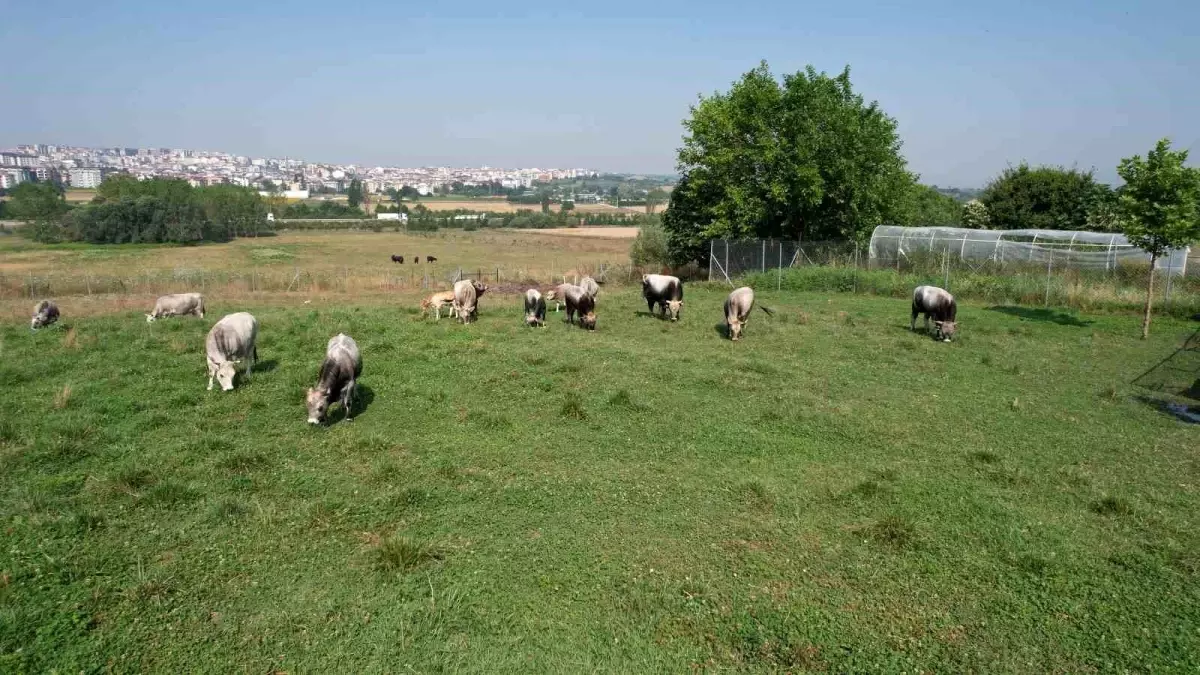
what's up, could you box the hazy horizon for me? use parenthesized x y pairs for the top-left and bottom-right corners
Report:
(2, 1), (1197, 186)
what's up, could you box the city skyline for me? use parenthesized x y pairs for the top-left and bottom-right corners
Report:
(2, 1), (1198, 185)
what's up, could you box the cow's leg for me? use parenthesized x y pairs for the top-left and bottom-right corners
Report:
(343, 381), (355, 421)
(911, 303), (919, 331)
(247, 346), (257, 374)
(647, 298), (654, 314)
(923, 313), (930, 333)
(206, 361), (216, 391)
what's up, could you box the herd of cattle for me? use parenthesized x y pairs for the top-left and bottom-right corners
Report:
(390, 254), (438, 265)
(25, 278), (958, 424)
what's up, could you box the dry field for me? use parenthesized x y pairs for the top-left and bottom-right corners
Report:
(0, 230), (636, 321)
(511, 227), (640, 239)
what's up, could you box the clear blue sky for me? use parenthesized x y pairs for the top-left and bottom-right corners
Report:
(2, 0), (1197, 186)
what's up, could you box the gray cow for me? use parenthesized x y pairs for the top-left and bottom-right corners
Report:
(911, 285), (958, 341)
(146, 293), (205, 323)
(642, 274), (683, 321)
(524, 288), (547, 327)
(205, 312), (259, 391)
(306, 333), (362, 424)
(725, 287), (755, 341)
(30, 300), (60, 330)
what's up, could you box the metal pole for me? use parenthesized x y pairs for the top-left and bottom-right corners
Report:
(854, 243), (859, 294)
(777, 241), (782, 291)
(724, 240), (729, 281)
(1045, 250), (1053, 306)
(1165, 253), (1174, 307)
(943, 248), (949, 291)
(709, 240), (714, 282)
(761, 239), (766, 273)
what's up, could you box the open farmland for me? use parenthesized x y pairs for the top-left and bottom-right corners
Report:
(1, 232), (1199, 672)
(0, 230), (634, 320)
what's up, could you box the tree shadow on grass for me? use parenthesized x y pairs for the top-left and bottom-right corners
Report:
(986, 306), (1094, 327)
(1134, 395), (1200, 424)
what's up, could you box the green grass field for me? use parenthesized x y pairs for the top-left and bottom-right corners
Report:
(2, 286), (1198, 672)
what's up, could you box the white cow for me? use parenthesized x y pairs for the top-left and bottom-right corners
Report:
(642, 274), (683, 321)
(147, 293), (205, 322)
(205, 312), (259, 391)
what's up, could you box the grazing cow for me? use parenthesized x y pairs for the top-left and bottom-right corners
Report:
(392, 255), (404, 264)
(30, 300), (60, 330)
(306, 333), (362, 425)
(724, 287), (756, 341)
(562, 284), (597, 331)
(911, 285), (958, 341)
(642, 274), (683, 321)
(580, 276), (600, 300)
(523, 288), (547, 327)
(453, 279), (478, 323)
(205, 312), (259, 391)
(426, 255), (437, 263)
(146, 293), (205, 323)
(420, 290), (458, 320)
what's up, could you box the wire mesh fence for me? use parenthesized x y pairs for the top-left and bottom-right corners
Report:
(708, 236), (1200, 317)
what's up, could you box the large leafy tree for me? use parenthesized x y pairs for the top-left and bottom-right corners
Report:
(1117, 138), (1200, 338)
(979, 163), (1106, 230)
(908, 185), (963, 226)
(346, 179), (364, 208)
(663, 62), (915, 264)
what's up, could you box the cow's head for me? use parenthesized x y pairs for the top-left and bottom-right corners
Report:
(581, 311), (597, 331)
(145, 313), (157, 323)
(306, 387), (328, 424)
(728, 318), (744, 341)
(459, 305), (476, 323)
(934, 321), (958, 342)
(525, 312), (541, 327)
(30, 312), (50, 329)
(665, 300), (683, 321)
(215, 361), (239, 391)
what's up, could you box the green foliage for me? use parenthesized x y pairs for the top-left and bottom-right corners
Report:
(906, 185), (962, 226)
(664, 62), (915, 264)
(979, 163), (1106, 230)
(7, 181), (70, 222)
(20, 177), (271, 244)
(346, 179), (364, 208)
(1117, 138), (1200, 337)
(1117, 139), (1200, 258)
(629, 218), (670, 268)
(560, 201), (574, 212)
(280, 201), (365, 219)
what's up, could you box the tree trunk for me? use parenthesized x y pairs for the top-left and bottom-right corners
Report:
(1141, 254), (1156, 339)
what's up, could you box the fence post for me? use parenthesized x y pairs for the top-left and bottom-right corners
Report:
(1045, 251), (1053, 307)
(942, 249), (949, 292)
(709, 240), (715, 282)
(777, 241), (782, 291)
(761, 240), (766, 273)
(1164, 255), (1174, 308)
(725, 240), (730, 281)
(854, 243), (860, 294)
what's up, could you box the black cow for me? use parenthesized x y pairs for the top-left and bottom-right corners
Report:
(427, 255), (438, 263)
(391, 255), (404, 264)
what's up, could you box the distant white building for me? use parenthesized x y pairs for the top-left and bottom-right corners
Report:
(69, 167), (104, 188)
(377, 212), (407, 222)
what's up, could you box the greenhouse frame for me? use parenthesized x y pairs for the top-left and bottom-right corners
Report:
(867, 226), (1190, 276)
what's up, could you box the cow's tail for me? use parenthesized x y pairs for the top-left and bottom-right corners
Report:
(758, 305), (775, 317)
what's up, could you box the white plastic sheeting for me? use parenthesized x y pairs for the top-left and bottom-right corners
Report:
(868, 226), (1190, 276)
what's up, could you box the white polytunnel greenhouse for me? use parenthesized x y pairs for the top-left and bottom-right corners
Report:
(867, 226), (1190, 276)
